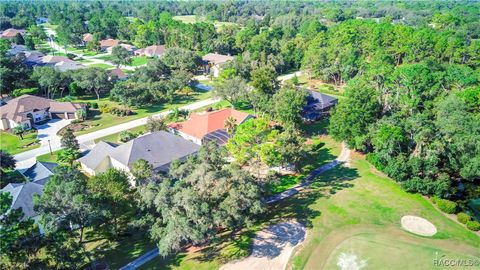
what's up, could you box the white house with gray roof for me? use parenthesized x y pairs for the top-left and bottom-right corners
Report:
(78, 131), (200, 185)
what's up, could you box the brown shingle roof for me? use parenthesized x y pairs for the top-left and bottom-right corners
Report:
(137, 45), (166, 57)
(0, 95), (84, 123)
(83, 33), (93, 42)
(100, 39), (120, 48)
(1, 28), (26, 39)
(202, 53), (234, 65)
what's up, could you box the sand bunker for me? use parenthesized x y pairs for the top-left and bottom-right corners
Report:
(401, 215), (437, 236)
(337, 252), (367, 270)
(220, 220), (306, 270)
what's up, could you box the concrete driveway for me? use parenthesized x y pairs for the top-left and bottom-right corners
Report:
(35, 119), (71, 147)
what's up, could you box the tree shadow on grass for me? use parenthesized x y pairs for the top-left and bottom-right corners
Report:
(310, 164), (359, 195)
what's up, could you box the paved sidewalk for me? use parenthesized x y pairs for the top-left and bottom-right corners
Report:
(119, 248), (159, 270)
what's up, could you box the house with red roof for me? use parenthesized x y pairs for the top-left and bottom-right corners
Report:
(168, 108), (253, 145)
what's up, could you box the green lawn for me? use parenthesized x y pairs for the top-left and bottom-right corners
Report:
(286, 154), (480, 269)
(173, 15), (238, 29)
(68, 90), (212, 136)
(76, 58), (93, 64)
(129, 56), (150, 66)
(0, 130), (40, 155)
(88, 63), (115, 69)
(95, 55), (114, 61)
(94, 125), (146, 144)
(36, 150), (61, 163)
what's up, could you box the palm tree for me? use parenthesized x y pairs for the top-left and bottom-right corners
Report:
(224, 116), (237, 135)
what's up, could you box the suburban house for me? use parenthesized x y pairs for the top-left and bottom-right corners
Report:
(108, 68), (128, 81)
(134, 45), (165, 57)
(36, 17), (49, 24)
(169, 108), (253, 145)
(0, 28), (26, 39)
(40, 55), (85, 71)
(99, 38), (120, 51)
(22, 51), (45, 66)
(302, 90), (338, 121)
(6, 44), (27, 56)
(21, 161), (58, 185)
(78, 131), (200, 184)
(0, 95), (85, 130)
(106, 43), (136, 55)
(82, 33), (93, 45)
(1, 161), (57, 232)
(202, 53), (234, 77)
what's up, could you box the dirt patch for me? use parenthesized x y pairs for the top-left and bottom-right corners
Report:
(220, 220), (306, 270)
(337, 252), (368, 270)
(401, 215), (437, 236)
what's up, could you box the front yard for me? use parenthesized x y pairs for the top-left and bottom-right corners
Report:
(65, 90), (212, 136)
(0, 130), (40, 155)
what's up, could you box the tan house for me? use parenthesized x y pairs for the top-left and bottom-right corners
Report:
(82, 33), (93, 43)
(99, 39), (120, 51)
(202, 53), (234, 77)
(78, 131), (200, 185)
(0, 28), (26, 39)
(134, 45), (166, 57)
(106, 43), (136, 55)
(169, 108), (253, 145)
(0, 95), (85, 130)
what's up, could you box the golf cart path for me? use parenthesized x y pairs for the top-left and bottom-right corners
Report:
(220, 221), (306, 270)
(120, 143), (350, 269)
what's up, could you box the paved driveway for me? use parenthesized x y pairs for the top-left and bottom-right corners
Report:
(35, 119), (71, 147)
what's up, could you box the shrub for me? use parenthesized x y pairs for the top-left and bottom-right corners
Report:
(109, 107), (134, 117)
(91, 102), (99, 109)
(457, 212), (471, 224)
(66, 53), (77, 60)
(119, 130), (137, 143)
(12, 88), (38, 97)
(99, 104), (110, 113)
(465, 221), (480, 231)
(71, 119), (83, 124)
(433, 197), (457, 214)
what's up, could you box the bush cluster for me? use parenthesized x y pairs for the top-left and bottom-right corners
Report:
(456, 212), (471, 224)
(432, 197), (457, 214)
(465, 221), (480, 231)
(110, 107), (134, 117)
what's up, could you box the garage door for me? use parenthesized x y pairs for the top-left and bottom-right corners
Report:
(51, 113), (66, 119)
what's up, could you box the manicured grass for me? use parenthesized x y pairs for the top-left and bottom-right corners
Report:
(69, 90), (212, 135)
(36, 150), (61, 163)
(88, 63), (115, 69)
(284, 153), (480, 269)
(95, 55), (114, 61)
(0, 130), (40, 155)
(173, 15), (238, 29)
(128, 56), (150, 66)
(94, 125), (146, 144)
(76, 58), (93, 64)
(266, 135), (342, 194)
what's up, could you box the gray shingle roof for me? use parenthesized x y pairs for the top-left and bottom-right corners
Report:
(21, 161), (57, 185)
(1, 182), (43, 219)
(79, 131), (200, 171)
(307, 91), (338, 111)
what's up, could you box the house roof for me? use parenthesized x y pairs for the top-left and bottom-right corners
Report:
(54, 61), (86, 72)
(1, 28), (25, 38)
(0, 95), (84, 122)
(21, 161), (58, 185)
(169, 108), (252, 140)
(100, 39), (120, 48)
(83, 33), (93, 42)
(1, 182), (44, 219)
(106, 43), (136, 53)
(79, 131), (200, 171)
(41, 55), (74, 64)
(202, 53), (234, 65)
(109, 68), (128, 80)
(306, 91), (338, 111)
(7, 44), (27, 56)
(23, 51), (45, 64)
(137, 45), (165, 57)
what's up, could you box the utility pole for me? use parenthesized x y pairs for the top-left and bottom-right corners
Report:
(48, 139), (53, 155)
